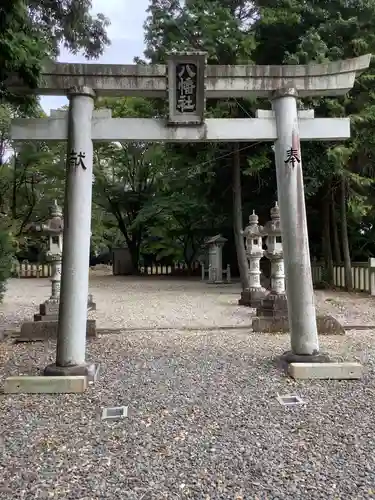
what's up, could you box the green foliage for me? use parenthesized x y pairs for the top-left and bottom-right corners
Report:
(0, 224), (14, 303)
(3, 0), (375, 282)
(1, 1), (110, 108)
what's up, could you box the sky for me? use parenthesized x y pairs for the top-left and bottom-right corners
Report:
(40, 0), (149, 114)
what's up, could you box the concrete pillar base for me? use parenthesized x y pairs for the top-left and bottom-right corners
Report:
(280, 351), (331, 364)
(44, 362), (96, 379)
(238, 288), (269, 308)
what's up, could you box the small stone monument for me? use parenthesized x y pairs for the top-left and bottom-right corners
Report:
(252, 202), (288, 330)
(239, 210), (269, 307)
(204, 234), (229, 283)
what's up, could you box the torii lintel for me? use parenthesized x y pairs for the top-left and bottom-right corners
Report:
(6, 54), (371, 98)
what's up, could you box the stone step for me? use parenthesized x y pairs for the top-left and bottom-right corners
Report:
(17, 319), (96, 342)
(3, 375), (88, 394)
(288, 362), (363, 380)
(252, 315), (345, 335)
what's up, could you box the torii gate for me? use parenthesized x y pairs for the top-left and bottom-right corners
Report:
(10, 52), (371, 378)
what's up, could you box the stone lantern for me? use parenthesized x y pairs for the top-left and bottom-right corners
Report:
(30, 200), (95, 322)
(264, 202), (285, 295)
(238, 210), (268, 307)
(31, 200), (63, 320)
(253, 202), (288, 324)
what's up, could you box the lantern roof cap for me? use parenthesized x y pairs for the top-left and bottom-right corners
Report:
(205, 234), (227, 245)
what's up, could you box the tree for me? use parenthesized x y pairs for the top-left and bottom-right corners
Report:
(140, 0), (375, 287)
(135, 146), (223, 270)
(143, 0), (259, 285)
(0, 215), (15, 304)
(92, 97), (171, 270)
(1, 0), (110, 107)
(252, 0), (375, 288)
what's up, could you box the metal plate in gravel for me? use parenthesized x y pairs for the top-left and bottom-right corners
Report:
(101, 406), (128, 421)
(277, 394), (305, 406)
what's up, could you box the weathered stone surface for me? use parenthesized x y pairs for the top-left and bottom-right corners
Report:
(87, 294), (96, 311)
(316, 315), (345, 335)
(7, 55), (371, 98)
(288, 362), (363, 380)
(18, 319), (96, 341)
(3, 375), (87, 394)
(252, 315), (288, 333)
(38, 296), (96, 318)
(256, 292), (288, 318)
(238, 289), (267, 308)
(39, 301), (59, 316)
(34, 313), (59, 322)
(252, 314), (344, 334)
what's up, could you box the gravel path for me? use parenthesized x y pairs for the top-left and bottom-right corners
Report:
(2, 272), (375, 333)
(0, 274), (250, 333)
(1, 330), (375, 499)
(1, 274), (375, 498)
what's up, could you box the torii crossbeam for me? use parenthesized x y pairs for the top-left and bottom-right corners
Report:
(9, 53), (371, 378)
(11, 109), (350, 142)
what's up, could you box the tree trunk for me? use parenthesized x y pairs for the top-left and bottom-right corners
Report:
(340, 176), (353, 290)
(331, 189), (342, 264)
(233, 143), (250, 291)
(127, 240), (140, 274)
(322, 185), (333, 284)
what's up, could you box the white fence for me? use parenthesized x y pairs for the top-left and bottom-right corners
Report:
(12, 262), (53, 278)
(13, 258), (375, 296)
(311, 258), (375, 295)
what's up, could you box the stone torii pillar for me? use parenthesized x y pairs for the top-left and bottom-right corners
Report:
(44, 87), (96, 378)
(271, 91), (319, 360)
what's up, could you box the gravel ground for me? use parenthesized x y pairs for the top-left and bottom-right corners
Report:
(2, 271), (375, 333)
(1, 273), (375, 499)
(0, 274), (251, 333)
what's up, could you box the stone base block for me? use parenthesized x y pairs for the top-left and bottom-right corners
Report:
(44, 362), (96, 380)
(34, 313), (59, 322)
(288, 362), (363, 380)
(88, 301), (96, 311)
(18, 319), (96, 342)
(39, 296), (96, 317)
(238, 288), (268, 308)
(256, 293), (288, 318)
(39, 302), (59, 316)
(252, 315), (288, 333)
(88, 294), (96, 311)
(252, 315), (345, 335)
(3, 375), (87, 394)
